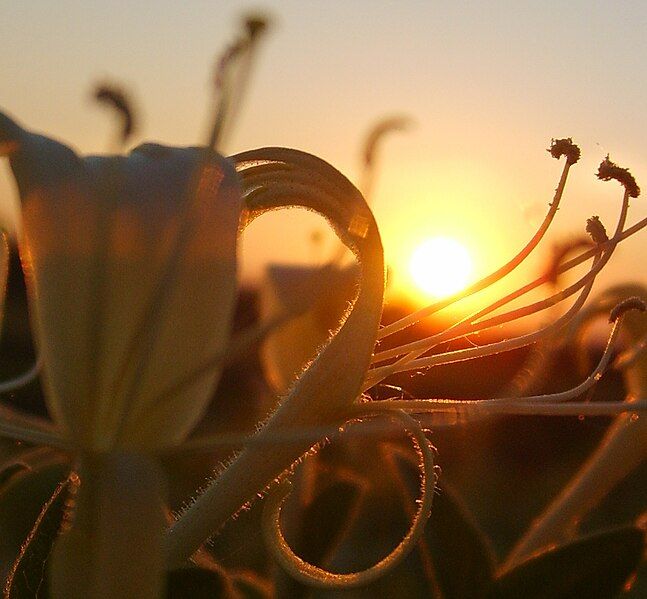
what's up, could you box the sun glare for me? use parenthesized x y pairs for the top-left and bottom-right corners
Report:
(409, 236), (473, 299)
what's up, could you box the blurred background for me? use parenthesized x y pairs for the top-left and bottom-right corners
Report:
(0, 2), (646, 596)
(1, 0), (646, 309)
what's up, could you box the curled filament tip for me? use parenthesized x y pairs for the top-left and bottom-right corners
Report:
(363, 116), (412, 168)
(262, 411), (435, 589)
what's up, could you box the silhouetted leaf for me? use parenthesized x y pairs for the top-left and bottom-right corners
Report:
(490, 526), (645, 599)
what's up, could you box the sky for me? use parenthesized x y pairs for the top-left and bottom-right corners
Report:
(1, 1), (646, 308)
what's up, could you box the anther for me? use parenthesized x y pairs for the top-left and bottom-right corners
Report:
(597, 156), (640, 198)
(548, 138), (581, 165)
(586, 215), (609, 244)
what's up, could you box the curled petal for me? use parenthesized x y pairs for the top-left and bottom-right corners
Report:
(262, 411), (435, 589)
(166, 148), (385, 565)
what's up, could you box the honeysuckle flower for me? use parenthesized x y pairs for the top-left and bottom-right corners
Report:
(0, 112), (241, 451)
(1, 79), (646, 597)
(0, 110), (242, 597)
(165, 140), (647, 589)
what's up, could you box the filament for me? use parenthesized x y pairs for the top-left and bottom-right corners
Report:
(377, 152), (575, 340)
(366, 255), (599, 388)
(367, 183), (632, 385)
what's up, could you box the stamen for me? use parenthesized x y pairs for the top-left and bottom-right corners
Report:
(361, 116), (411, 199)
(370, 162), (635, 375)
(372, 238), (603, 365)
(366, 261), (598, 387)
(550, 215), (647, 281)
(356, 398), (646, 426)
(364, 311), (623, 420)
(548, 138), (581, 165)
(243, 14), (269, 42)
(208, 14), (270, 152)
(378, 138), (579, 340)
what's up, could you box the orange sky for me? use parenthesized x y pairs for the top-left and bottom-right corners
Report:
(1, 1), (645, 310)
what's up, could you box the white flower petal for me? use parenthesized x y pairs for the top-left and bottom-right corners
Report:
(1, 113), (242, 449)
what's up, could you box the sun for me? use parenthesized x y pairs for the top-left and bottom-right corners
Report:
(409, 236), (473, 298)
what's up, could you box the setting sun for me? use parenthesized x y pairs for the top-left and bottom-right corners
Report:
(409, 236), (474, 298)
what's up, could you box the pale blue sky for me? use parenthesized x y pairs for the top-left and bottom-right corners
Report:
(1, 1), (645, 299)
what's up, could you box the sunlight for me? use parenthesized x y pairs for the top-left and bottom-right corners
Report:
(409, 236), (473, 298)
